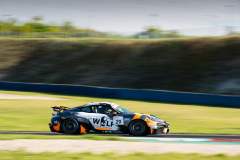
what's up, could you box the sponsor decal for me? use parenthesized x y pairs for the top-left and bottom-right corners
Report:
(124, 118), (130, 121)
(77, 113), (123, 131)
(92, 116), (114, 129)
(89, 130), (95, 133)
(78, 118), (84, 122)
(53, 120), (59, 124)
(89, 115), (124, 130)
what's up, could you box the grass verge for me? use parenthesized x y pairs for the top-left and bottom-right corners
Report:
(0, 134), (125, 141)
(0, 90), (240, 134)
(0, 151), (239, 160)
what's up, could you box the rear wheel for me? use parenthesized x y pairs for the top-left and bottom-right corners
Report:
(129, 120), (148, 136)
(62, 119), (79, 134)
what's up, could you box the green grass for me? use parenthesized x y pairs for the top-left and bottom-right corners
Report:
(0, 134), (124, 141)
(0, 151), (239, 160)
(0, 90), (240, 134)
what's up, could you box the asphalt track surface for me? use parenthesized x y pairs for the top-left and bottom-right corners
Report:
(1, 131), (240, 139)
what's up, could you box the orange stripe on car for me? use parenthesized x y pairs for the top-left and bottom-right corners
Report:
(80, 125), (87, 134)
(77, 104), (86, 107)
(132, 114), (142, 120)
(144, 117), (152, 127)
(151, 129), (154, 134)
(53, 123), (61, 132)
(95, 127), (114, 131)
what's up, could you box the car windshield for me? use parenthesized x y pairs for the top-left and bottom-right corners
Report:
(115, 106), (132, 114)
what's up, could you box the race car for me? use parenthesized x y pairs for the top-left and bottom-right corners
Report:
(49, 102), (169, 136)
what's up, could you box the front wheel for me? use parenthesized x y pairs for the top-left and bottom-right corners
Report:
(61, 119), (79, 134)
(129, 120), (148, 136)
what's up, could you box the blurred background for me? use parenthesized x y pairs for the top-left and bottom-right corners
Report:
(0, 0), (240, 38)
(1, 0), (240, 159)
(0, 0), (240, 95)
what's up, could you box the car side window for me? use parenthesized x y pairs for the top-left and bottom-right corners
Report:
(91, 106), (97, 113)
(80, 106), (91, 113)
(96, 105), (114, 114)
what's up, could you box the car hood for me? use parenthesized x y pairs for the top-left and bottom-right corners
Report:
(135, 113), (166, 123)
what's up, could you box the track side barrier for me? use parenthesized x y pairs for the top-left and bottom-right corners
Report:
(0, 81), (240, 107)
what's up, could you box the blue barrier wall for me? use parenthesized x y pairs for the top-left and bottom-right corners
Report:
(0, 81), (240, 107)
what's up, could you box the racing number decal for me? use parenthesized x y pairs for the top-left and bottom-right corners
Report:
(113, 116), (124, 125)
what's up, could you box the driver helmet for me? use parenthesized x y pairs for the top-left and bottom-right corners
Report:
(98, 106), (108, 113)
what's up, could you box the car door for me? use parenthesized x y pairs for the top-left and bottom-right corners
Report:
(96, 105), (124, 130)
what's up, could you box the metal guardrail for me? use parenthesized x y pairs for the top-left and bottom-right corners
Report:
(0, 81), (239, 107)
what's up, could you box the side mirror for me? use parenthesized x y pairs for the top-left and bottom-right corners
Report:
(110, 111), (117, 115)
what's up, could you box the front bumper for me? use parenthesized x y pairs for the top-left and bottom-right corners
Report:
(150, 123), (170, 135)
(151, 127), (169, 135)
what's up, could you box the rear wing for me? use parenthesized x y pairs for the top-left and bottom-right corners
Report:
(51, 106), (70, 113)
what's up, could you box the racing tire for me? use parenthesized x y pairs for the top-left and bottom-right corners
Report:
(129, 120), (148, 136)
(61, 119), (79, 134)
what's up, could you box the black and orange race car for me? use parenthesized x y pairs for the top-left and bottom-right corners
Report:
(49, 102), (169, 136)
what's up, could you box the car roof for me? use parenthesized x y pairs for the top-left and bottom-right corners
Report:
(77, 102), (117, 107)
